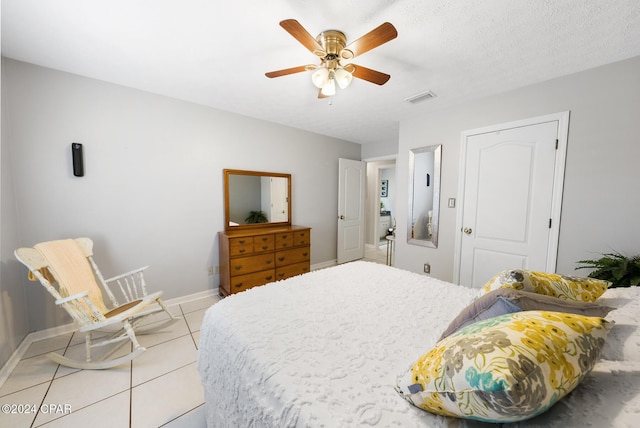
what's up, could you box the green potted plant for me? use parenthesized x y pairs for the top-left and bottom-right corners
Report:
(245, 210), (268, 224)
(576, 251), (640, 287)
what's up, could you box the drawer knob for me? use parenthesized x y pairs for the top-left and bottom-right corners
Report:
(235, 283), (243, 288)
(278, 257), (285, 262)
(234, 266), (242, 271)
(303, 252), (308, 257)
(266, 276), (273, 281)
(266, 260), (272, 265)
(239, 249), (246, 253)
(239, 240), (246, 244)
(261, 246), (268, 250)
(282, 243), (288, 247)
(278, 273), (285, 278)
(281, 234), (288, 238)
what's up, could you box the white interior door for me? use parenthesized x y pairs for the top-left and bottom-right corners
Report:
(338, 158), (365, 264)
(455, 113), (568, 288)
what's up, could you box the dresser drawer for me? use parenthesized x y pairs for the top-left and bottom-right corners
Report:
(230, 237), (254, 246)
(293, 230), (310, 246)
(275, 247), (310, 267)
(229, 237), (254, 256)
(275, 232), (294, 249)
(230, 254), (274, 276)
(253, 235), (274, 252)
(230, 269), (275, 293)
(276, 261), (310, 281)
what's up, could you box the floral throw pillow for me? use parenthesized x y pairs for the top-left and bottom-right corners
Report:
(480, 269), (610, 302)
(396, 311), (612, 423)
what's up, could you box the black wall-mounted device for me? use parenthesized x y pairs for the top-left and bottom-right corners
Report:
(71, 143), (84, 177)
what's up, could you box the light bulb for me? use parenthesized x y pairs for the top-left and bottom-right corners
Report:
(311, 68), (329, 88)
(334, 67), (353, 89)
(321, 78), (336, 96)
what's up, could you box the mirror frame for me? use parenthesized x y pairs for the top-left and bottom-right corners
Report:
(223, 169), (292, 230)
(407, 145), (442, 248)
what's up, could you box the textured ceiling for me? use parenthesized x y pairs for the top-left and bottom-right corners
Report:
(2, 1), (640, 146)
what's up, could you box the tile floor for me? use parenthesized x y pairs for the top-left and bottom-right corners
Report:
(0, 250), (390, 428)
(0, 295), (220, 428)
(364, 242), (392, 265)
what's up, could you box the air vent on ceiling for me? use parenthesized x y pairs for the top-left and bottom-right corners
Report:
(405, 90), (437, 104)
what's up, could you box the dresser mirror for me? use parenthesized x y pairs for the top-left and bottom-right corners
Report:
(224, 169), (291, 230)
(407, 145), (442, 248)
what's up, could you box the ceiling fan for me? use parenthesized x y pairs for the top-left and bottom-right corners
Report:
(265, 19), (398, 98)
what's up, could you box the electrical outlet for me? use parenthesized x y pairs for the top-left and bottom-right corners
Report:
(207, 266), (214, 276)
(424, 263), (431, 274)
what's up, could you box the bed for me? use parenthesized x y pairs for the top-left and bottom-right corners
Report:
(197, 261), (640, 427)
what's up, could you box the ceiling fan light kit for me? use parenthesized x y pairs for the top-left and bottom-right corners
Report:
(266, 19), (397, 98)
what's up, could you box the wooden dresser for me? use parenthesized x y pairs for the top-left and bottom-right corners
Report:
(218, 225), (311, 296)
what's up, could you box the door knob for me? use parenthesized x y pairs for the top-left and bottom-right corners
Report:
(338, 215), (345, 220)
(463, 227), (473, 235)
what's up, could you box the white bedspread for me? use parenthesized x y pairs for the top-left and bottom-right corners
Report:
(197, 261), (640, 428)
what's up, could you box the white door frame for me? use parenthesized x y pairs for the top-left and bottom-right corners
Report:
(453, 111), (570, 284)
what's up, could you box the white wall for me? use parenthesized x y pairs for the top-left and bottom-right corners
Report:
(1, 47), (31, 369)
(396, 56), (640, 283)
(2, 58), (361, 332)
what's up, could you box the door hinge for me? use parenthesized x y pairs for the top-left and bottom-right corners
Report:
(549, 218), (552, 228)
(555, 139), (559, 150)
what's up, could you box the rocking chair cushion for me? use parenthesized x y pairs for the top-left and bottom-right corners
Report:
(34, 239), (109, 314)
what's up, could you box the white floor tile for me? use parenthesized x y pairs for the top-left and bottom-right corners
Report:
(131, 362), (204, 428)
(54, 338), (133, 378)
(131, 335), (197, 387)
(0, 354), (58, 397)
(0, 383), (49, 428)
(160, 403), (206, 428)
(23, 334), (73, 359)
(183, 308), (207, 333)
(34, 390), (130, 428)
(179, 296), (219, 314)
(34, 365), (131, 426)
(137, 307), (181, 327)
(136, 317), (191, 348)
(192, 331), (201, 349)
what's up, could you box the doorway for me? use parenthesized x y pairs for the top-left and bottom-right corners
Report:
(454, 112), (569, 288)
(365, 159), (396, 252)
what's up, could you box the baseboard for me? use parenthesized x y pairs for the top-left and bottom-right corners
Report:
(0, 287), (219, 389)
(162, 288), (219, 306)
(0, 334), (34, 389)
(312, 260), (337, 270)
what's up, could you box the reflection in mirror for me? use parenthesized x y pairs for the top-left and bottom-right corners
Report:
(408, 145), (441, 248)
(224, 169), (291, 229)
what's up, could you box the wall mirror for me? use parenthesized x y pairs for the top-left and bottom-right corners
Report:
(408, 145), (442, 248)
(224, 169), (291, 230)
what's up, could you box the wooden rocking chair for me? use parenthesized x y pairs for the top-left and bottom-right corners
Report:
(15, 237), (180, 369)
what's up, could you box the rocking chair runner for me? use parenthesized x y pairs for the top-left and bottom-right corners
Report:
(14, 237), (180, 369)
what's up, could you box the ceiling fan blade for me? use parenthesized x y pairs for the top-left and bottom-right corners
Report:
(265, 65), (311, 78)
(341, 22), (397, 59)
(280, 19), (325, 56)
(349, 64), (391, 85)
